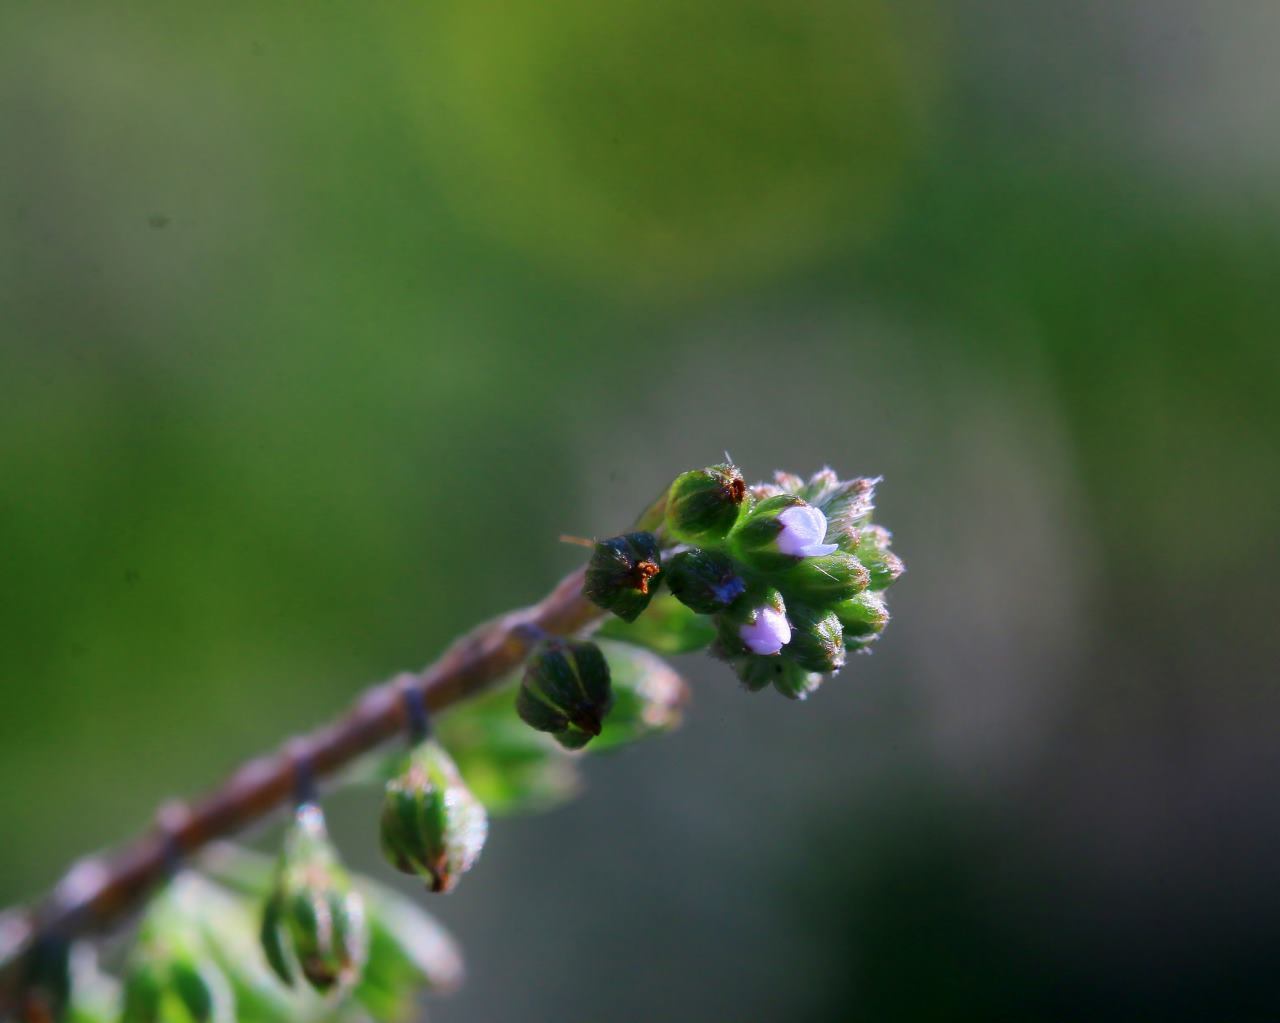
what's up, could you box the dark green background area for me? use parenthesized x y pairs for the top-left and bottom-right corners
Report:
(3, 2), (1277, 1020)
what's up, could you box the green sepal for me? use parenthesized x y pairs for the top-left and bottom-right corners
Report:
(380, 741), (488, 893)
(583, 532), (662, 622)
(784, 604), (845, 674)
(590, 640), (689, 753)
(842, 524), (904, 590)
(664, 548), (746, 614)
(664, 463), (748, 543)
(733, 655), (823, 700)
(354, 877), (464, 1022)
(833, 590), (889, 641)
(517, 639), (614, 750)
(779, 552), (869, 605)
(595, 593), (716, 654)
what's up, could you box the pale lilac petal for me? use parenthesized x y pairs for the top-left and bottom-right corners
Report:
(739, 606), (791, 655)
(776, 505), (837, 558)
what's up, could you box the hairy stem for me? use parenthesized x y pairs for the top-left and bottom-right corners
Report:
(2, 562), (602, 1006)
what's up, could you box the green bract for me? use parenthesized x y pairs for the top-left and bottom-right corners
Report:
(517, 639), (614, 750)
(355, 878), (464, 1021)
(380, 741), (488, 894)
(595, 593), (716, 654)
(591, 640), (689, 753)
(436, 683), (583, 815)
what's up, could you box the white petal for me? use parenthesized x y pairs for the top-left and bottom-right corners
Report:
(739, 606), (791, 655)
(776, 505), (832, 557)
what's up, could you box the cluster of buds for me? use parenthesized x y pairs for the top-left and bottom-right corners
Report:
(6, 460), (898, 1023)
(581, 463), (902, 700)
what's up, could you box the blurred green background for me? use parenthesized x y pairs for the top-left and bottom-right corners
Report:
(3, 1), (1278, 1019)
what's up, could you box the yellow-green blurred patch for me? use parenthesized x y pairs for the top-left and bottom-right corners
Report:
(384, 0), (938, 299)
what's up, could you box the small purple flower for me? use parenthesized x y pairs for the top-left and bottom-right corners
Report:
(775, 505), (838, 558)
(739, 606), (792, 656)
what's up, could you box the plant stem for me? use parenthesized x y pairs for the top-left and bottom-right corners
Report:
(1, 562), (602, 1009)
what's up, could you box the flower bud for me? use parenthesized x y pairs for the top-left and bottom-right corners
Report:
(591, 640), (689, 752)
(664, 463), (748, 543)
(785, 604), (846, 674)
(734, 655), (823, 700)
(783, 552), (870, 605)
(583, 532), (662, 622)
(715, 589), (790, 657)
(260, 804), (367, 995)
(730, 495), (836, 570)
(833, 590), (890, 641)
(516, 639), (614, 750)
(380, 741), (488, 894)
(846, 525), (904, 590)
(664, 548), (746, 614)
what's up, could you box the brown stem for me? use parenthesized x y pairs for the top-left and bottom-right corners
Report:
(2, 563), (602, 1013)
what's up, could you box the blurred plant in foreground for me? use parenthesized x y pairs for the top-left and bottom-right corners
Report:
(1, 463), (901, 1021)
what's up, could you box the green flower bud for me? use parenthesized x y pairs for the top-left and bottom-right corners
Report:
(583, 532), (662, 622)
(664, 548), (746, 614)
(260, 804), (367, 995)
(664, 463), (748, 543)
(845, 525), (904, 590)
(729, 494), (841, 571)
(733, 655), (823, 701)
(784, 604), (846, 674)
(590, 640), (689, 752)
(782, 552), (870, 605)
(380, 741), (488, 894)
(516, 639), (614, 750)
(833, 590), (890, 641)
